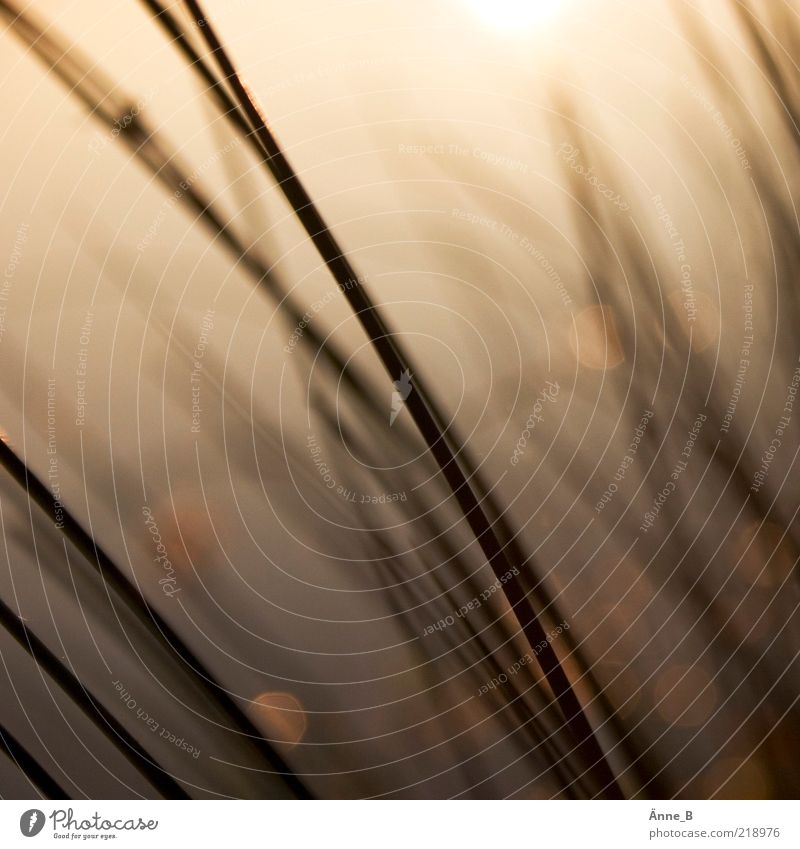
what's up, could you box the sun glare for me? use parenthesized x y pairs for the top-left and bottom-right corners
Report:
(466, 0), (562, 31)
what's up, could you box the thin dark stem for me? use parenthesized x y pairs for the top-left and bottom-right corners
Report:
(142, 0), (635, 793)
(316, 401), (583, 796)
(0, 0), (383, 430)
(183, 0), (622, 798)
(139, 0), (256, 143)
(0, 596), (189, 799)
(0, 438), (311, 798)
(0, 722), (69, 799)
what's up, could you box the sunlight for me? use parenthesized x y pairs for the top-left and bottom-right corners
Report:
(466, 0), (562, 31)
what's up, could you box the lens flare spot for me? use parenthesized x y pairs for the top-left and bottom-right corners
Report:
(569, 304), (625, 369)
(248, 691), (307, 747)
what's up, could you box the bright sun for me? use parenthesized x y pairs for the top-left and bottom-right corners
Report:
(466, 0), (562, 31)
